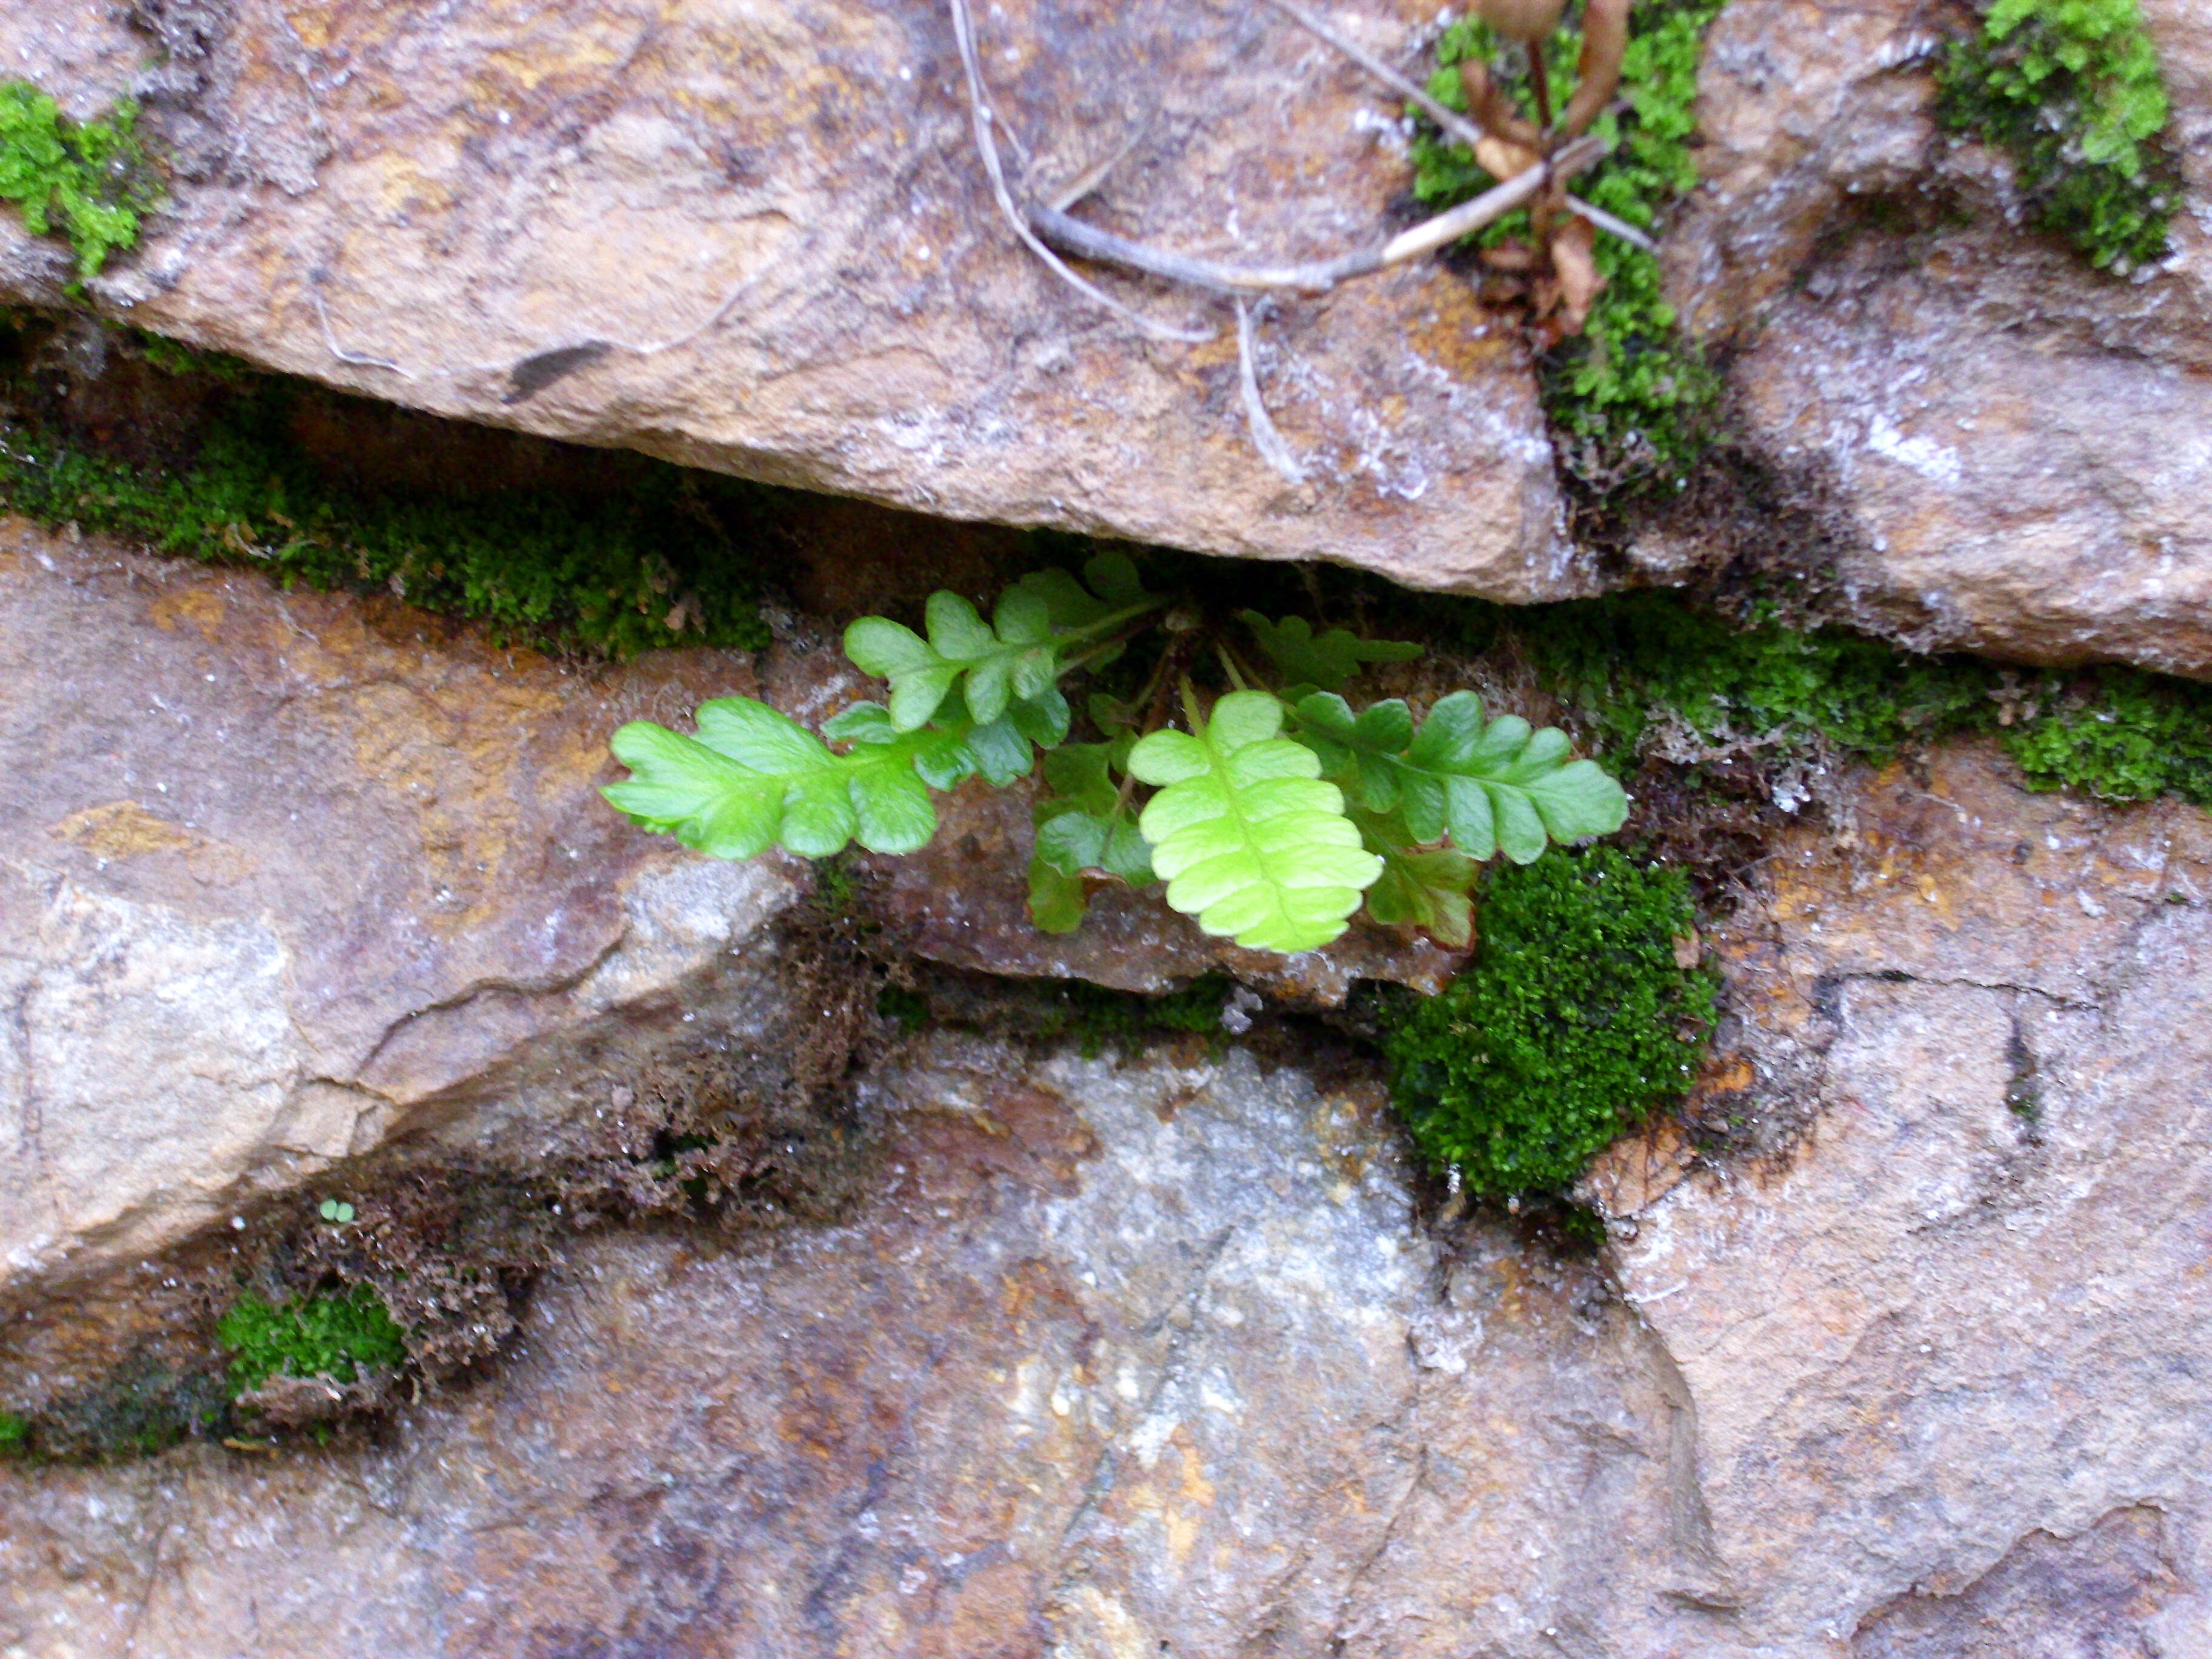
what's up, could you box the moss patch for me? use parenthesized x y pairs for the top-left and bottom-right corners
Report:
(0, 1409), (27, 1452)
(1935, 0), (2177, 272)
(1413, 0), (1724, 488)
(216, 1284), (409, 1397)
(0, 82), (158, 280)
(0, 320), (773, 654)
(23, 1358), (230, 1462)
(2005, 666), (2212, 808)
(1382, 846), (1716, 1196)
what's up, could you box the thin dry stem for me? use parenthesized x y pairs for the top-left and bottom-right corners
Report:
(1236, 298), (1305, 484)
(1030, 132), (1607, 296)
(1255, 0), (1651, 251)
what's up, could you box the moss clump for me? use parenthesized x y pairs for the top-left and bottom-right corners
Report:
(0, 1409), (27, 1452)
(1383, 847), (1715, 1196)
(1050, 974), (1228, 1059)
(1935, 0), (2177, 271)
(216, 1284), (409, 1396)
(0, 83), (158, 279)
(1500, 592), (1996, 769)
(0, 335), (773, 655)
(28, 1358), (230, 1461)
(1413, 0), (1725, 487)
(2004, 668), (2212, 807)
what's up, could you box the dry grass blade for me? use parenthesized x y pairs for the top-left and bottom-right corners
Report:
(1256, 0), (1650, 252)
(1236, 299), (1305, 483)
(1561, 0), (1629, 138)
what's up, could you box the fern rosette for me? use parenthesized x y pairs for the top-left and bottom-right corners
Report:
(600, 561), (1628, 958)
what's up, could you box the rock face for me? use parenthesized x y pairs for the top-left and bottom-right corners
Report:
(10, 0), (2212, 672)
(0, 0), (1573, 598)
(1662, 0), (2212, 678)
(1599, 742), (2212, 1654)
(4, 726), (2211, 1655)
(0, 515), (804, 1295)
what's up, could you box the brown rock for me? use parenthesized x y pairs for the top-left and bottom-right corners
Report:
(1601, 742), (2212, 1649)
(0, 517), (805, 1295)
(0, 0), (1578, 597)
(1657, 0), (2212, 677)
(860, 771), (1470, 1003)
(8, 739), (2211, 1654)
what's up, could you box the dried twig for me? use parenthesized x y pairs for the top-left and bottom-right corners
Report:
(1255, 0), (1652, 252)
(947, 0), (1214, 343)
(1028, 132), (1607, 295)
(1235, 298), (1304, 483)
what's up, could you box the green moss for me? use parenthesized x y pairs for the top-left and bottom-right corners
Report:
(1383, 847), (1715, 1196)
(1050, 974), (1228, 1059)
(0, 1409), (26, 1452)
(0, 82), (158, 279)
(216, 1284), (409, 1397)
(1935, 0), (2177, 270)
(1412, 0), (1724, 487)
(30, 1358), (229, 1461)
(876, 983), (931, 1033)
(0, 350), (772, 655)
(2002, 667), (2212, 807)
(1499, 592), (1996, 769)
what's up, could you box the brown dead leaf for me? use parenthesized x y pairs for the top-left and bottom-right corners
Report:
(1530, 214), (1604, 346)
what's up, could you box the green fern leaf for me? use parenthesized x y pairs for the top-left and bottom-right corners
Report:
(1240, 612), (1422, 693)
(1027, 739), (1151, 934)
(845, 559), (1158, 731)
(1127, 691), (1382, 953)
(1353, 807), (1477, 947)
(1296, 690), (1626, 863)
(603, 695), (957, 859)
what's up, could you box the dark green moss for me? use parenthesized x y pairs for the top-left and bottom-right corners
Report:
(1050, 974), (1228, 1059)
(216, 1284), (409, 1397)
(1412, 0), (1724, 488)
(0, 333), (772, 655)
(1935, 0), (2177, 271)
(876, 984), (931, 1033)
(0, 1409), (27, 1452)
(27, 1358), (230, 1461)
(2003, 666), (2212, 807)
(0, 82), (159, 279)
(1499, 592), (1997, 769)
(1383, 847), (1716, 1197)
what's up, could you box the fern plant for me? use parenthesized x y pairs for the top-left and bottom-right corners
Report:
(602, 554), (1627, 954)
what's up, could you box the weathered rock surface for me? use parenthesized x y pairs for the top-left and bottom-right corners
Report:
(4, 736), (2210, 1656)
(0, 516), (804, 1294)
(1661, 0), (2212, 677)
(0, 0), (1574, 597)
(1599, 742), (2212, 1653)
(862, 773), (1470, 1004)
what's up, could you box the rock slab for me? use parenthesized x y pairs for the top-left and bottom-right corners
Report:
(0, 0), (1573, 597)
(0, 517), (800, 1293)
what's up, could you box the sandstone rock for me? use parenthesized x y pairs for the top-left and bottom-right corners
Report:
(0, 0), (1577, 597)
(0, 516), (805, 1295)
(861, 772), (1470, 1004)
(5, 738), (2210, 1655)
(0, 1034), (1683, 1657)
(1658, 0), (2212, 678)
(1601, 742), (2212, 1652)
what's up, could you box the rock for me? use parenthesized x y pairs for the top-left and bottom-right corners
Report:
(1600, 742), (2212, 1651)
(1656, 0), (2212, 678)
(5, 736), (2210, 1653)
(0, 1033), (1684, 1657)
(0, 0), (1577, 598)
(0, 516), (806, 1296)
(860, 772), (1470, 1004)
